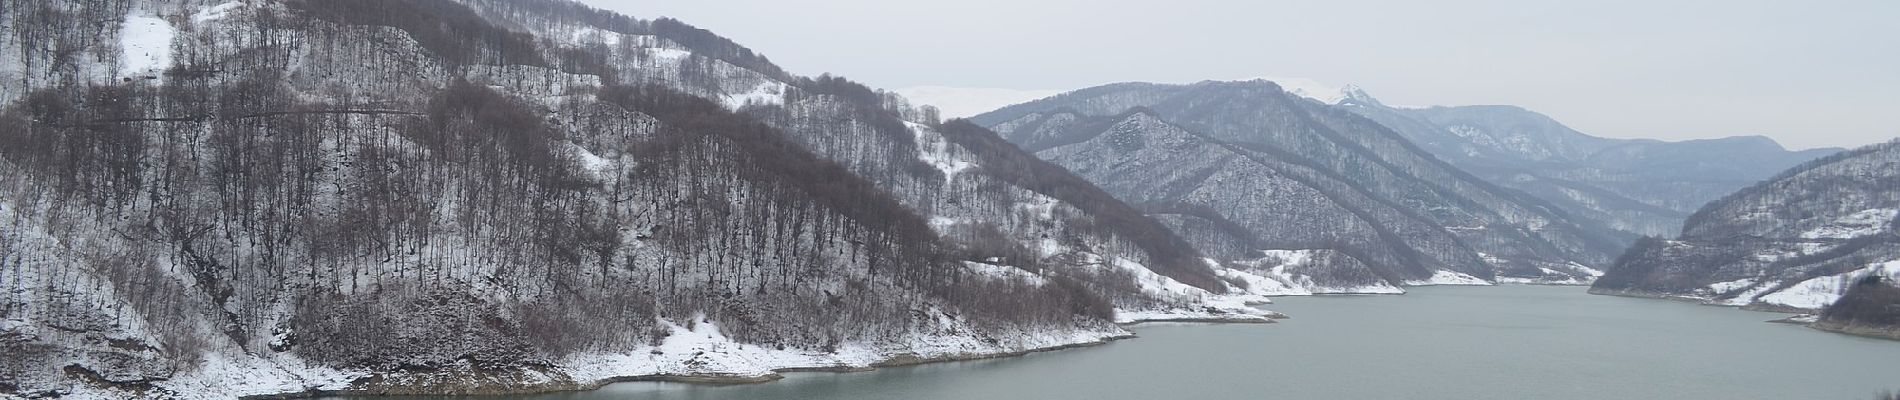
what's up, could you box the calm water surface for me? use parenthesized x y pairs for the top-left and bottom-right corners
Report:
(364, 285), (1900, 400)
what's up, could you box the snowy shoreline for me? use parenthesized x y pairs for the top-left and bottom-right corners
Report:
(235, 316), (1298, 400)
(1586, 287), (1786, 309)
(1583, 287), (1900, 341)
(96, 283), (1564, 399)
(1808, 320), (1900, 341)
(234, 339), (1133, 399)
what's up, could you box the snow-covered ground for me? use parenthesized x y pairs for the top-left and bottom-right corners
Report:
(118, 14), (174, 80)
(962, 261), (1049, 285)
(1671, 259), (1900, 310)
(1756, 261), (1899, 310)
(192, 1), (244, 23)
(909, 122), (975, 180)
(721, 80), (787, 110)
(71, 314), (1130, 400)
(1232, 249), (1408, 294)
(1800, 208), (1896, 239)
(1715, 280), (1781, 307)
(558, 315), (1125, 384)
(568, 143), (617, 178)
(1214, 263), (1310, 297)
(1404, 270), (1493, 286)
(1099, 256), (1280, 323)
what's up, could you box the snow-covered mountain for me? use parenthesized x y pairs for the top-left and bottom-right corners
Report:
(1333, 90), (1840, 237)
(972, 80), (1628, 292)
(0, 1), (1285, 398)
(1592, 140), (1900, 322)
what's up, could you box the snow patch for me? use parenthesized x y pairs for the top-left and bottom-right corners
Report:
(569, 143), (615, 178)
(1569, 262), (1605, 278)
(155, 352), (360, 400)
(1708, 277), (1759, 294)
(909, 122), (974, 180)
(642, 47), (693, 64)
(1224, 250), (1407, 294)
(566, 26), (626, 46)
(1214, 265), (1310, 297)
(558, 314), (1128, 387)
(721, 80), (786, 110)
(962, 261), (1047, 285)
(927, 216), (962, 229)
(1013, 192), (1061, 230)
(1405, 270), (1493, 286)
(1094, 256), (1278, 323)
(1719, 279), (1781, 306)
(119, 15), (175, 80)
(1256, 249), (1315, 267)
(1801, 208), (1897, 239)
(1757, 261), (1900, 310)
(1704, 277), (1784, 306)
(1108, 256), (1203, 299)
(193, 2), (244, 23)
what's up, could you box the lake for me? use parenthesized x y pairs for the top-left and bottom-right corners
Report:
(350, 285), (1900, 400)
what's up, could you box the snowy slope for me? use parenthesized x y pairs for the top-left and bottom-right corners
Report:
(117, 15), (174, 80)
(0, 2), (1293, 398)
(1594, 140), (1900, 313)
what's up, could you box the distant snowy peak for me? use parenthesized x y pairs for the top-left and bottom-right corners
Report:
(1247, 77), (1379, 106)
(1335, 84), (1381, 106)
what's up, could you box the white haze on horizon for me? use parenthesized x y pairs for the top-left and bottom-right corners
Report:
(585, 0), (1900, 150)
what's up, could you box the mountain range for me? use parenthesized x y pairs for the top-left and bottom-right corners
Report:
(0, 0), (1882, 398)
(968, 80), (1839, 293)
(1333, 89), (1842, 238)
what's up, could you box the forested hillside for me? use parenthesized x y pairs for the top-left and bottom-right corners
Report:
(974, 80), (1626, 292)
(0, 1), (1274, 398)
(1593, 140), (1900, 319)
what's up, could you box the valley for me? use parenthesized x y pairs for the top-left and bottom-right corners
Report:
(0, 0), (1893, 399)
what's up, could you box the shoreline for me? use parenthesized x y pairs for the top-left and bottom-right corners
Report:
(1587, 287), (1900, 342)
(1587, 288), (1822, 314)
(214, 285), (1590, 399)
(1809, 321), (1900, 341)
(241, 317), (1288, 400)
(239, 338), (1128, 400)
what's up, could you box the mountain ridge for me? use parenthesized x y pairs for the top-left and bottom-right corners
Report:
(976, 79), (1624, 292)
(1317, 84), (1842, 237)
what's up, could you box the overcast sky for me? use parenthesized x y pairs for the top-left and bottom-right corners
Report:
(581, 0), (1897, 150)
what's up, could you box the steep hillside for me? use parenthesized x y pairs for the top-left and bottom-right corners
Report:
(1338, 92), (1839, 237)
(0, 1), (1273, 398)
(974, 80), (1627, 292)
(1592, 140), (1900, 316)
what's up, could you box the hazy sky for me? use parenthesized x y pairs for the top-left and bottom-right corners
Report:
(581, 0), (1898, 150)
